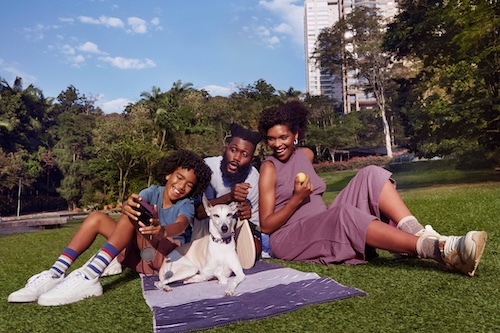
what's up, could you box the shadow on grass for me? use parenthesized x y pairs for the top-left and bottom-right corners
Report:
(101, 269), (140, 293)
(367, 254), (449, 275)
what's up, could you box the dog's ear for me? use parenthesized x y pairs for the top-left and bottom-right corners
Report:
(228, 202), (240, 215)
(202, 193), (213, 215)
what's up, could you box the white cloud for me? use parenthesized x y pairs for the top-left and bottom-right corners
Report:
(256, 26), (271, 37)
(0, 60), (37, 86)
(251, 26), (281, 48)
(101, 16), (125, 28)
(98, 97), (133, 114)
(267, 36), (280, 46)
(201, 84), (237, 97)
(78, 15), (125, 28)
(128, 17), (147, 34)
(23, 24), (46, 41)
(78, 41), (104, 54)
(98, 56), (156, 69)
(151, 17), (160, 26)
(59, 17), (74, 23)
(79, 44), (96, 52)
(78, 16), (101, 24)
(69, 54), (86, 67)
(62, 44), (75, 55)
(274, 22), (293, 34)
(259, 0), (304, 45)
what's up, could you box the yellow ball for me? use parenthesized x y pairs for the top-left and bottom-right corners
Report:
(296, 172), (306, 183)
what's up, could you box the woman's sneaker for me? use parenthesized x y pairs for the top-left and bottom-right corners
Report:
(415, 225), (441, 239)
(394, 225), (442, 258)
(440, 231), (487, 276)
(38, 269), (103, 306)
(8, 271), (64, 303)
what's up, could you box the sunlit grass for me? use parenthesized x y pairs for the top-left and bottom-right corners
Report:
(1, 165), (499, 332)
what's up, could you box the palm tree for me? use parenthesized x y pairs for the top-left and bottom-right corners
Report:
(278, 87), (303, 102)
(169, 80), (194, 96)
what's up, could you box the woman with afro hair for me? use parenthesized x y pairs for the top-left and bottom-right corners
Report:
(9, 149), (212, 306)
(257, 100), (487, 276)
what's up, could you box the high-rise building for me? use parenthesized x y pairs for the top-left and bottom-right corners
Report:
(304, 0), (399, 114)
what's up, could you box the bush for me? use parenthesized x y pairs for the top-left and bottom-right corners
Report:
(387, 159), (457, 173)
(314, 156), (391, 173)
(455, 148), (497, 170)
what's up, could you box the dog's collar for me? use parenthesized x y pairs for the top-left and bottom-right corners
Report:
(211, 234), (233, 244)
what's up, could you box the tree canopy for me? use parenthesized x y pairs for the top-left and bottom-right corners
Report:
(1, 0), (498, 215)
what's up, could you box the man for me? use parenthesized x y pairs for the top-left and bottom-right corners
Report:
(193, 123), (266, 268)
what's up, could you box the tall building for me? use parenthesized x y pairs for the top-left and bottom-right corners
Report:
(304, 0), (399, 114)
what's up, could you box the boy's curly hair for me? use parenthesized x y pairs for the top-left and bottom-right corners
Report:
(157, 149), (212, 198)
(258, 100), (310, 140)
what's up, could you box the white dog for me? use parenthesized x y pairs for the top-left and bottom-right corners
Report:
(154, 195), (245, 296)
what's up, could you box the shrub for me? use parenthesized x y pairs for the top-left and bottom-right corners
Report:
(314, 156), (391, 173)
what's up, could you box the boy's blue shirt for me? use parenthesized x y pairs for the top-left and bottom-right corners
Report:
(139, 185), (194, 244)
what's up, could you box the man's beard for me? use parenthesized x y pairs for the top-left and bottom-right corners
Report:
(220, 154), (252, 187)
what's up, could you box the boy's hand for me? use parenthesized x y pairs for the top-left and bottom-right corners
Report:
(122, 193), (142, 221)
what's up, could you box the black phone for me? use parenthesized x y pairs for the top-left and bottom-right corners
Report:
(135, 200), (156, 226)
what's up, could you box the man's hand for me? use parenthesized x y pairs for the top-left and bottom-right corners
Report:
(231, 183), (251, 202)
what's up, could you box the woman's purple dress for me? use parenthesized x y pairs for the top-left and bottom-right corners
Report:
(265, 149), (392, 265)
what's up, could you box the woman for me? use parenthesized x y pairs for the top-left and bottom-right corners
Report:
(8, 149), (212, 306)
(257, 100), (487, 276)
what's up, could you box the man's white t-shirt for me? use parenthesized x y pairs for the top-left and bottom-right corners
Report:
(192, 156), (260, 239)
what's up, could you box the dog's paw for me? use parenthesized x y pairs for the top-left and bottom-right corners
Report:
(224, 288), (235, 296)
(217, 278), (228, 285)
(154, 281), (172, 292)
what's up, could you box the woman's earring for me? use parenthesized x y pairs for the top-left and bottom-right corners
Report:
(294, 139), (298, 145)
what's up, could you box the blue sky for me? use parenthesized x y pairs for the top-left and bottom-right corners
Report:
(0, 0), (306, 113)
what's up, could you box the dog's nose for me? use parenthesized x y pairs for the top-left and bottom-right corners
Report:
(221, 225), (228, 233)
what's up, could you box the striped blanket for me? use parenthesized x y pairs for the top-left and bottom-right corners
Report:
(140, 260), (366, 332)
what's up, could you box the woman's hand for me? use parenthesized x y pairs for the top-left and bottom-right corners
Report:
(293, 173), (313, 201)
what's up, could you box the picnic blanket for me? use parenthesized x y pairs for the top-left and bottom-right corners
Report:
(140, 260), (367, 332)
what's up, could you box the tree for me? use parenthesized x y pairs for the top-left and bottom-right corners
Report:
(92, 112), (156, 203)
(0, 77), (52, 154)
(384, 0), (499, 163)
(53, 86), (101, 210)
(278, 87), (303, 102)
(314, 7), (395, 157)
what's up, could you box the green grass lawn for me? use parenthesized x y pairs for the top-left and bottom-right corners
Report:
(1, 164), (499, 332)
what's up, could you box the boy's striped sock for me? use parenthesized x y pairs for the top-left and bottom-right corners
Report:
(49, 248), (79, 277)
(82, 243), (119, 280)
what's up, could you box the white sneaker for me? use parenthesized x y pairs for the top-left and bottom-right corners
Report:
(415, 225), (442, 239)
(37, 270), (103, 306)
(102, 257), (123, 277)
(83, 256), (123, 277)
(394, 225), (443, 259)
(441, 231), (487, 277)
(8, 271), (64, 303)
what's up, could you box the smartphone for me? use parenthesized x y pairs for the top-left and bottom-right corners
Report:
(135, 200), (157, 226)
